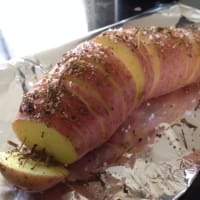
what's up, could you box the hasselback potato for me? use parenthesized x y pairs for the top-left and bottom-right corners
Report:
(13, 27), (200, 166)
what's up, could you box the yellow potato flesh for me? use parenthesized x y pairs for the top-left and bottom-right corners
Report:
(187, 37), (200, 82)
(95, 63), (127, 120)
(0, 151), (68, 192)
(93, 37), (145, 106)
(12, 120), (77, 164)
(140, 35), (160, 95)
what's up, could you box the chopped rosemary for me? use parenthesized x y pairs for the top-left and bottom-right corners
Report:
(7, 140), (18, 148)
(41, 131), (45, 138)
(47, 87), (55, 98)
(74, 171), (106, 186)
(123, 183), (129, 194)
(45, 155), (54, 167)
(30, 159), (41, 170)
(171, 123), (182, 128)
(180, 118), (197, 130)
(30, 144), (38, 155)
(96, 74), (109, 86)
(18, 137), (27, 151)
(181, 129), (188, 150)
(6, 139), (60, 170)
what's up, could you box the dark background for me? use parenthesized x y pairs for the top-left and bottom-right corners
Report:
(0, 0), (199, 62)
(84, 0), (200, 29)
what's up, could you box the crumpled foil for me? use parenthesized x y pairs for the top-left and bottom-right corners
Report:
(1, 3), (200, 200)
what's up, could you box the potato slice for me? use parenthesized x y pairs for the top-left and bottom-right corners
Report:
(13, 120), (78, 164)
(0, 151), (68, 192)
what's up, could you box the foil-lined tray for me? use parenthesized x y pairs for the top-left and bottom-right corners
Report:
(1, 3), (200, 200)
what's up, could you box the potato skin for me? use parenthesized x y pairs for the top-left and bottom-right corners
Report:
(94, 27), (200, 99)
(67, 82), (200, 181)
(0, 165), (64, 192)
(0, 152), (68, 192)
(14, 27), (200, 165)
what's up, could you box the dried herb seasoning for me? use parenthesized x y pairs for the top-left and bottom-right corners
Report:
(171, 123), (182, 128)
(7, 140), (18, 148)
(123, 183), (129, 194)
(47, 87), (55, 98)
(180, 118), (197, 130)
(181, 129), (188, 150)
(6, 139), (60, 170)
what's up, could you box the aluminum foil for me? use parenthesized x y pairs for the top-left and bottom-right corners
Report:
(0, 3), (200, 200)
